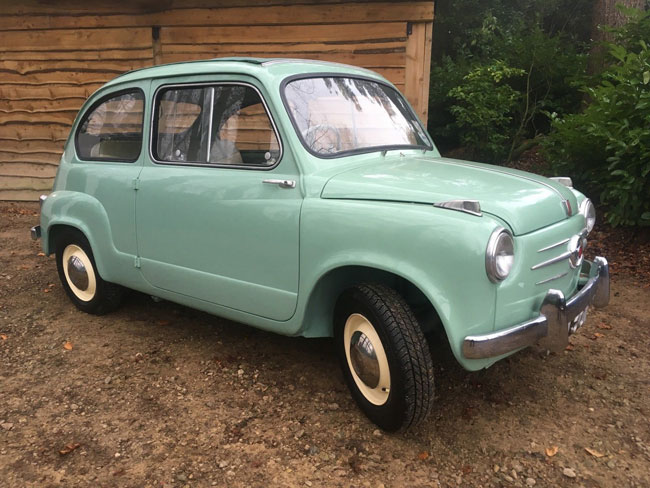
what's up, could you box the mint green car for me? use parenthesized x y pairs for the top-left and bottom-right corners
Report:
(31, 58), (609, 431)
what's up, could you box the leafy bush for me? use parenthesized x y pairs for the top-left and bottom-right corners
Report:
(428, 5), (588, 163)
(543, 9), (650, 227)
(447, 62), (525, 162)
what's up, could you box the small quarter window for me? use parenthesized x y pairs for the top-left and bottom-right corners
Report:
(76, 90), (144, 162)
(153, 84), (280, 166)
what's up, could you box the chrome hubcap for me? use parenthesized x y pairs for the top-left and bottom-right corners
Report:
(67, 255), (89, 291)
(349, 331), (380, 388)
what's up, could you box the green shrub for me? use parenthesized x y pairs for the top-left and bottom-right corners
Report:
(543, 10), (650, 227)
(447, 62), (525, 162)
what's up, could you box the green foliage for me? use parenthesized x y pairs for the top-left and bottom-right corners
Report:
(448, 62), (525, 162)
(428, 1), (588, 162)
(543, 10), (650, 227)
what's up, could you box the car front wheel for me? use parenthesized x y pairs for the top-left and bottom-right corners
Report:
(334, 283), (435, 431)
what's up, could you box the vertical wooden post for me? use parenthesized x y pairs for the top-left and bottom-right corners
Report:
(152, 26), (162, 65)
(405, 21), (434, 125)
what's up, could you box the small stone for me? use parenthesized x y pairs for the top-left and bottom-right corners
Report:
(218, 461), (228, 469)
(305, 482), (312, 487)
(295, 429), (305, 439)
(327, 403), (340, 411)
(512, 462), (524, 473)
(114, 452), (121, 458)
(493, 465), (500, 473)
(176, 474), (187, 482)
(372, 429), (382, 437)
(607, 460), (616, 469)
(308, 445), (319, 456)
(525, 478), (536, 486)
(503, 475), (514, 482)
(237, 369), (244, 377)
(70, 404), (79, 410)
(562, 467), (577, 478)
(0, 422), (13, 431)
(104, 376), (112, 384)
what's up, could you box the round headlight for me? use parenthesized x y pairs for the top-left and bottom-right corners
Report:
(579, 198), (596, 234)
(486, 228), (515, 282)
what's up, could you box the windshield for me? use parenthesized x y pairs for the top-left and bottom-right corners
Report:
(284, 77), (431, 157)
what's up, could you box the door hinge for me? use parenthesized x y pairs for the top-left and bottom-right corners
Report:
(134, 256), (141, 268)
(406, 22), (413, 36)
(132, 177), (140, 190)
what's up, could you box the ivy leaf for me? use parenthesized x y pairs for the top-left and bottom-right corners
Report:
(644, 71), (650, 85)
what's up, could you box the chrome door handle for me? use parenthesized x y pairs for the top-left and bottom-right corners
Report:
(262, 179), (296, 189)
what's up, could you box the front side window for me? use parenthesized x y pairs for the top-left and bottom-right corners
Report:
(153, 84), (280, 167)
(284, 77), (430, 157)
(76, 90), (144, 162)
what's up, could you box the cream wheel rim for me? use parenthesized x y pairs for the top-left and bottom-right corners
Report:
(62, 244), (96, 302)
(344, 313), (390, 406)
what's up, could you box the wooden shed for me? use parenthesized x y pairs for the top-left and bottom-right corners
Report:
(0, 0), (434, 201)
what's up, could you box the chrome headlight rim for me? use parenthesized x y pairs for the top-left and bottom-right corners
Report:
(486, 227), (515, 283)
(579, 198), (596, 234)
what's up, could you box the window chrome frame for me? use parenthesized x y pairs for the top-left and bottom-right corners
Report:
(74, 87), (146, 164)
(149, 81), (283, 171)
(280, 73), (433, 160)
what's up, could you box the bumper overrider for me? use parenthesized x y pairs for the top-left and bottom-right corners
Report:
(463, 257), (610, 359)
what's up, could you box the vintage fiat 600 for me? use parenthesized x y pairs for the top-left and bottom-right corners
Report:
(32, 58), (610, 431)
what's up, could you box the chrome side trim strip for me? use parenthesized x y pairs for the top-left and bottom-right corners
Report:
(537, 238), (570, 253)
(433, 199), (482, 216)
(535, 271), (569, 285)
(531, 251), (571, 270)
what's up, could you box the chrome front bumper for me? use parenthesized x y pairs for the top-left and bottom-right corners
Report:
(463, 257), (610, 359)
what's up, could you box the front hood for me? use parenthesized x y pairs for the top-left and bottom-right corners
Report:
(320, 156), (578, 235)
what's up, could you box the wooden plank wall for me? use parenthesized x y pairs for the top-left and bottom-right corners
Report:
(0, 0), (434, 201)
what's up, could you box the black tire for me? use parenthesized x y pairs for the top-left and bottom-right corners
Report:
(334, 283), (435, 432)
(55, 229), (123, 315)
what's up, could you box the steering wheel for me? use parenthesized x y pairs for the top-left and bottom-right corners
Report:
(302, 124), (343, 154)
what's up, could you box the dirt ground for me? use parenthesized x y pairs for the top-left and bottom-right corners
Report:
(1, 202), (649, 488)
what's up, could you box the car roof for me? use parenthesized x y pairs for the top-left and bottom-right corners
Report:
(103, 57), (386, 88)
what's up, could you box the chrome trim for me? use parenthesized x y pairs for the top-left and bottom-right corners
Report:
(535, 271), (568, 285)
(39, 194), (47, 208)
(550, 176), (573, 188)
(263, 179), (296, 189)
(262, 58), (376, 75)
(205, 86), (215, 162)
(433, 199), (482, 217)
(149, 81), (283, 172)
(463, 257), (610, 359)
(537, 238), (570, 253)
(531, 251), (571, 270)
(30, 225), (41, 240)
(67, 255), (89, 291)
(350, 330), (380, 388)
(485, 227), (514, 282)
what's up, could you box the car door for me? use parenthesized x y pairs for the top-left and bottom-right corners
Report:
(135, 79), (302, 321)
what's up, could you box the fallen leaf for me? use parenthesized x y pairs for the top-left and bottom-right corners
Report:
(585, 447), (604, 458)
(157, 320), (170, 326)
(0, 334), (7, 341)
(545, 446), (559, 457)
(43, 289), (51, 293)
(418, 451), (429, 461)
(37, 252), (45, 257)
(63, 341), (73, 350)
(598, 323), (612, 330)
(565, 344), (575, 351)
(59, 442), (81, 456)
(592, 332), (605, 340)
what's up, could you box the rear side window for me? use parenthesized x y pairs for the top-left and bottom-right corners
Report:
(76, 90), (145, 162)
(153, 84), (280, 167)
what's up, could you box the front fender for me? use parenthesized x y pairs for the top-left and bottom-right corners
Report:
(296, 198), (503, 370)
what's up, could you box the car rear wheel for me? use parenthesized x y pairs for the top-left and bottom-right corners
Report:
(55, 229), (123, 315)
(334, 283), (435, 431)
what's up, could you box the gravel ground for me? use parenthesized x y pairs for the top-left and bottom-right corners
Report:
(1, 202), (649, 488)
